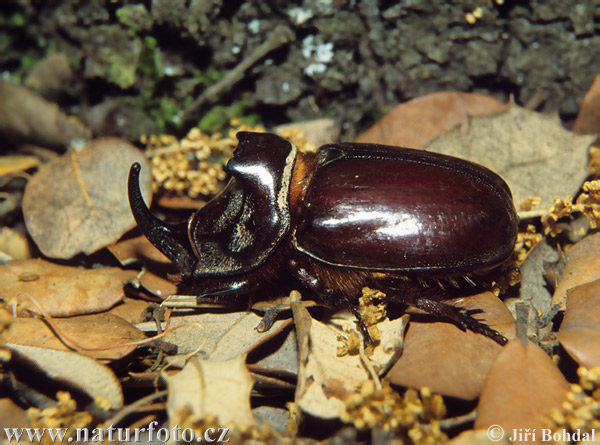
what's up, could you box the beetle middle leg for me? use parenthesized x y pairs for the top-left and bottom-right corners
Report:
(289, 259), (374, 344)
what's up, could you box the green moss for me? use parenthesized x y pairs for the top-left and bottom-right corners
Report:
(197, 99), (260, 134)
(138, 36), (163, 84)
(116, 4), (152, 32)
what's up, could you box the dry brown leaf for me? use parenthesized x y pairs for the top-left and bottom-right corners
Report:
(0, 399), (29, 442)
(22, 138), (151, 259)
(552, 233), (600, 309)
(474, 340), (570, 444)
(0, 155), (39, 176)
(4, 313), (146, 360)
(0, 79), (91, 148)
(0, 227), (35, 262)
(449, 429), (510, 444)
(108, 235), (170, 266)
(557, 279), (600, 368)
(107, 298), (151, 325)
(165, 354), (256, 428)
(356, 92), (510, 148)
(574, 73), (600, 135)
(388, 292), (515, 400)
(25, 53), (73, 100)
(0, 258), (136, 317)
(250, 325), (298, 377)
(426, 104), (594, 210)
(7, 343), (123, 409)
(137, 269), (178, 299)
(291, 293), (408, 419)
(138, 311), (291, 360)
(274, 118), (341, 149)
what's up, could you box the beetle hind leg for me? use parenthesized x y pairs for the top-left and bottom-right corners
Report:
(387, 290), (508, 346)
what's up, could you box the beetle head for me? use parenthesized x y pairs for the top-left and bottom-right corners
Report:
(127, 132), (297, 281)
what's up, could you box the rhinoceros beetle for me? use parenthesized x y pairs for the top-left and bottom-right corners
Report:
(128, 132), (518, 345)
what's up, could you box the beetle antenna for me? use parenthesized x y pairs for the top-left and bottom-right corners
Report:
(128, 163), (196, 278)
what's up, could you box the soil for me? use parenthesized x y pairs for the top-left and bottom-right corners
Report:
(1, 1), (598, 142)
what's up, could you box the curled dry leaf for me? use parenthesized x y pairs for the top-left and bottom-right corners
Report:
(165, 355), (256, 429)
(474, 340), (570, 440)
(4, 313), (146, 360)
(388, 292), (515, 400)
(22, 138), (151, 259)
(557, 279), (600, 368)
(6, 344), (124, 409)
(0, 79), (91, 148)
(0, 155), (40, 176)
(552, 233), (600, 310)
(291, 292), (408, 420)
(426, 104), (594, 209)
(0, 258), (136, 317)
(356, 92), (510, 148)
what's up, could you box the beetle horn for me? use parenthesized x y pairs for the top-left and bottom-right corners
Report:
(128, 163), (196, 278)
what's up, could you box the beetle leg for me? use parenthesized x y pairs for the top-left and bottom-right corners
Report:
(387, 290), (508, 346)
(289, 260), (335, 304)
(349, 306), (374, 346)
(188, 280), (251, 300)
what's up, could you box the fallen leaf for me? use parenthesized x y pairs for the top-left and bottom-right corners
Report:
(474, 340), (570, 444)
(7, 343), (124, 409)
(557, 279), (600, 368)
(388, 292), (515, 400)
(449, 429), (510, 444)
(574, 73), (600, 135)
(108, 235), (169, 266)
(0, 78), (91, 148)
(0, 258), (136, 317)
(274, 118), (341, 149)
(25, 53), (73, 100)
(0, 398), (29, 442)
(253, 406), (290, 434)
(4, 313), (146, 360)
(137, 269), (178, 299)
(356, 92), (510, 148)
(165, 355), (256, 428)
(291, 292), (408, 419)
(137, 311), (291, 359)
(22, 138), (151, 259)
(249, 324), (299, 377)
(425, 105), (594, 209)
(107, 298), (151, 324)
(551, 233), (600, 309)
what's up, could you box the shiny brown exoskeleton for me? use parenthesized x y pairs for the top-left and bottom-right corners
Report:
(128, 132), (518, 345)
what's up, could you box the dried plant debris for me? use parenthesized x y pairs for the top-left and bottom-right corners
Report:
(341, 381), (447, 444)
(544, 367), (600, 438)
(541, 180), (600, 237)
(144, 122), (263, 198)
